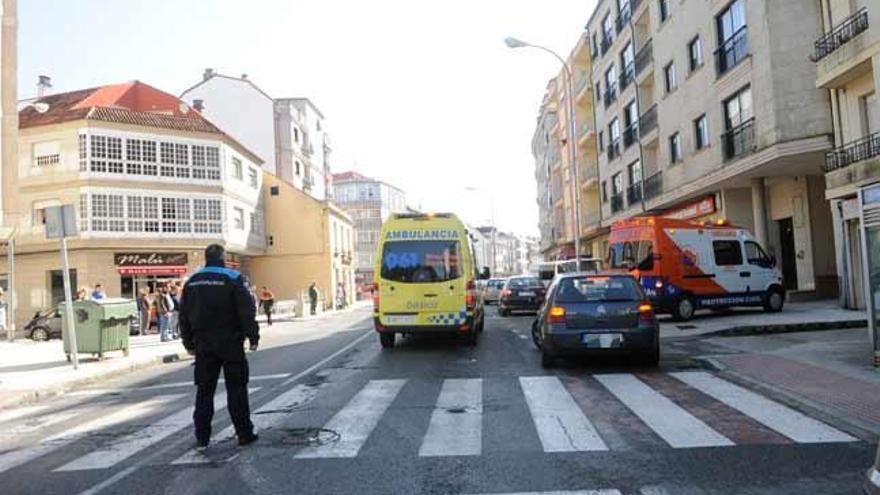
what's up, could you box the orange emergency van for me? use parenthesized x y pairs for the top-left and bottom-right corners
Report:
(607, 216), (785, 321)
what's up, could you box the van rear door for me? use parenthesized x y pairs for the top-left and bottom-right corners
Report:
(378, 239), (466, 325)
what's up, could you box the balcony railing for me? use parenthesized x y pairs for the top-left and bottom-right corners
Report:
(643, 172), (662, 200)
(722, 118), (756, 162)
(715, 26), (749, 77)
(603, 86), (618, 108)
(639, 104), (658, 136)
(601, 34), (613, 55)
(635, 39), (653, 76)
(626, 183), (643, 205)
(575, 74), (589, 95)
(825, 131), (880, 172)
(615, 6), (631, 33)
(607, 140), (621, 161)
(811, 8), (869, 62)
(623, 122), (639, 148)
(620, 62), (635, 91)
(611, 193), (625, 213)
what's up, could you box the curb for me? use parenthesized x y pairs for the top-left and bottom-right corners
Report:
(0, 350), (191, 410)
(673, 318), (867, 340)
(694, 355), (880, 441)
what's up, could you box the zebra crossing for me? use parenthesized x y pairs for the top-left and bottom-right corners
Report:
(0, 371), (858, 475)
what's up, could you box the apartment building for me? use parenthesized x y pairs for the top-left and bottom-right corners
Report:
(1, 0), (15, 224)
(3, 81), (265, 327)
(586, 0), (837, 296)
(816, 1), (877, 311)
(532, 34), (603, 261)
(181, 71), (333, 200)
(331, 171), (407, 296)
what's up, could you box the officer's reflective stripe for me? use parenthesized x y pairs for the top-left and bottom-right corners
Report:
(419, 379), (483, 457)
(670, 372), (856, 443)
(0, 396), (182, 474)
(296, 379), (406, 458)
(594, 374), (733, 448)
(520, 376), (608, 452)
(173, 384), (319, 465)
(56, 392), (232, 472)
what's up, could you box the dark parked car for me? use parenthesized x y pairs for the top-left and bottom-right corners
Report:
(499, 276), (546, 316)
(533, 273), (659, 368)
(25, 308), (63, 341)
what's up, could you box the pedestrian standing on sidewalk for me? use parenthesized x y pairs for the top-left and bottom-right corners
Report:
(169, 283), (182, 339)
(336, 283), (345, 310)
(258, 286), (275, 326)
(180, 243), (259, 450)
(308, 282), (319, 316)
(157, 285), (175, 342)
(137, 289), (152, 336)
(90, 283), (106, 301)
(76, 287), (88, 301)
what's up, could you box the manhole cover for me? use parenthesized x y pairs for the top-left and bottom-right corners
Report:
(276, 427), (340, 446)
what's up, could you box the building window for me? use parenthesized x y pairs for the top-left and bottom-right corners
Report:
(295, 161), (301, 176)
(232, 157), (243, 180)
(724, 86), (753, 130)
(78, 134), (88, 171)
(79, 194), (89, 231)
(716, 0), (748, 75)
(669, 132), (682, 163)
(160, 142), (176, 177)
(602, 13), (614, 45)
(659, 0), (670, 22)
(598, 130), (605, 151)
(601, 181), (608, 203)
(270, 185), (280, 196)
(233, 207), (245, 230)
(664, 61), (677, 93)
(293, 128), (299, 143)
(688, 36), (703, 72)
(694, 114), (709, 150)
(248, 167), (258, 188)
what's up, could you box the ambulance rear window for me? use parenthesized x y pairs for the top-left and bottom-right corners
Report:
(380, 241), (461, 283)
(608, 241), (653, 270)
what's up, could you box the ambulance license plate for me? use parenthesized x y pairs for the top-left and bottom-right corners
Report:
(384, 315), (417, 325)
(582, 333), (623, 348)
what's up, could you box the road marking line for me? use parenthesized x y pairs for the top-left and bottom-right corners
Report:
(639, 487), (672, 495)
(670, 371), (856, 443)
(594, 374), (733, 448)
(419, 378), (482, 457)
(519, 376), (608, 452)
(0, 395), (184, 474)
(173, 383), (320, 465)
(2, 409), (84, 435)
(0, 406), (49, 425)
(295, 379), (406, 458)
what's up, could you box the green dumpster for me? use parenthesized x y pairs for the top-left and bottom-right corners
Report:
(61, 298), (137, 361)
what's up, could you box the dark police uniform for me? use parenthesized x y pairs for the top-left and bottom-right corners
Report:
(180, 265), (259, 444)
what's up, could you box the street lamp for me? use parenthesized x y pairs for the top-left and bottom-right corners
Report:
(505, 36), (583, 265)
(464, 187), (497, 276)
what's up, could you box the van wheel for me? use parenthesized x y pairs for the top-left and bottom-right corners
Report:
(673, 296), (695, 322)
(764, 288), (785, 313)
(379, 333), (395, 349)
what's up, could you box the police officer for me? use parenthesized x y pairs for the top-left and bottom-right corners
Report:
(180, 244), (259, 450)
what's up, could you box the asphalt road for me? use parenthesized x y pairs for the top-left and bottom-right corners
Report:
(0, 306), (874, 495)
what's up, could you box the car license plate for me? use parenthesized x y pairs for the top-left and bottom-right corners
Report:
(582, 333), (623, 348)
(520, 291), (536, 297)
(384, 315), (417, 325)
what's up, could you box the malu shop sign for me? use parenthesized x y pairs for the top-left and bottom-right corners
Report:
(114, 253), (188, 276)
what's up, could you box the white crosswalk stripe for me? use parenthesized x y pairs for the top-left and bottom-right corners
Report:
(594, 374), (734, 448)
(670, 371), (856, 443)
(0, 405), (49, 425)
(520, 376), (608, 452)
(295, 379), (406, 459)
(2, 409), (85, 435)
(0, 395), (184, 474)
(419, 378), (483, 457)
(465, 491), (622, 495)
(173, 384), (320, 465)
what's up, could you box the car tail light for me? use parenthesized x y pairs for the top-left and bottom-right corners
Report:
(548, 306), (566, 324)
(466, 280), (476, 309)
(638, 302), (655, 324)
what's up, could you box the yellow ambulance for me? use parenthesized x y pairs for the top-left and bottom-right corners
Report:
(373, 213), (486, 348)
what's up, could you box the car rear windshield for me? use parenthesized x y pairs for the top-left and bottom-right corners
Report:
(380, 240), (461, 283)
(554, 276), (643, 302)
(507, 277), (541, 288)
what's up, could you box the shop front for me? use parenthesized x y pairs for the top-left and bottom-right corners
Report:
(857, 183), (880, 366)
(114, 252), (189, 298)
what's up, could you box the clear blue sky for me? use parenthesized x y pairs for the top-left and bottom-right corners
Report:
(19, 0), (595, 236)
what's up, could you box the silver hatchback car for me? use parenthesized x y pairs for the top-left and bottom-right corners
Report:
(482, 278), (507, 305)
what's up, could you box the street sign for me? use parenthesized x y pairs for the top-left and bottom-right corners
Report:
(44, 205), (78, 239)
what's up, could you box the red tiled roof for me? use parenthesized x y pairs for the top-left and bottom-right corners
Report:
(332, 171), (372, 182)
(87, 107), (223, 134)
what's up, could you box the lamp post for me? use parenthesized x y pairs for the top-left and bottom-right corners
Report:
(505, 36), (582, 265)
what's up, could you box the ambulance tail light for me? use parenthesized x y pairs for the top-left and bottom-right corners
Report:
(372, 284), (380, 311)
(638, 302), (655, 324)
(548, 306), (566, 324)
(466, 280), (476, 309)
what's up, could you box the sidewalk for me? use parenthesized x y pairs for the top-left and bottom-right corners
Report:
(660, 299), (866, 339)
(699, 327), (880, 438)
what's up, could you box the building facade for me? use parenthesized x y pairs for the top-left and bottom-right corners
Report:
(584, 0), (836, 296)
(331, 171), (406, 296)
(1, 0), (15, 224)
(248, 172), (355, 310)
(3, 81), (265, 328)
(817, 1), (877, 311)
(181, 72), (333, 200)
